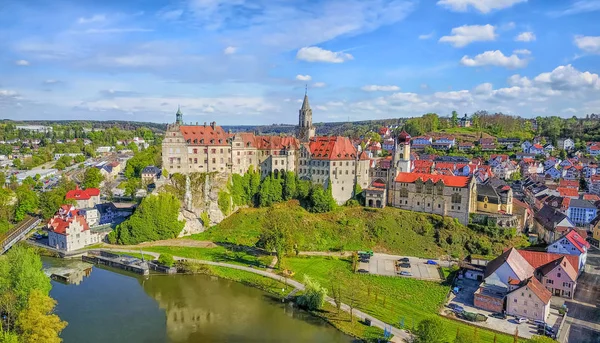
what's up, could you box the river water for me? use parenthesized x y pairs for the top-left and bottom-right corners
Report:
(44, 258), (354, 343)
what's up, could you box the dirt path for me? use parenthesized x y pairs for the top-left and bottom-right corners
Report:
(102, 239), (217, 250)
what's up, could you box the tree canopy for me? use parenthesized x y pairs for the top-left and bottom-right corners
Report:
(82, 167), (104, 189)
(414, 318), (449, 343)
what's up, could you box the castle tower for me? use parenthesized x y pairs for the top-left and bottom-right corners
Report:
(175, 106), (183, 126)
(393, 130), (411, 174)
(297, 88), (316, 142)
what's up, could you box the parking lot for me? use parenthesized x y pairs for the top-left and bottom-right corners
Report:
(358, 253), (443, 281)
(445, 278), (561, 339)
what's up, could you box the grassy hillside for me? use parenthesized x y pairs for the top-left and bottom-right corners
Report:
(191, 201), (528, 258)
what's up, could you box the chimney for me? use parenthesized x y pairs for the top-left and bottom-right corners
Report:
(211, 122), (216, 129)
(196, 122), (198, 125)
(204, 122), (207, 127)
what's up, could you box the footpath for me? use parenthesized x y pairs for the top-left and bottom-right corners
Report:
(100, 248), (410, 342)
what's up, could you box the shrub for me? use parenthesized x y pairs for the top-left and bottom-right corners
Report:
(158, 253), (175, 267)
(297, 275), (327, 310)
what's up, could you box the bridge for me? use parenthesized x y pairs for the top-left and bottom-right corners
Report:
(1, 216), (41, 254)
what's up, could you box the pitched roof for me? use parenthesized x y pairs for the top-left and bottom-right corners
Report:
(558, 187), (579, 197)
(255, 136), (299, 150)
(394, 172), (471, 187)
(178, 124), (230, 146)
(536, 256), (578, 281)
(561, 229), (590, 253)
(534, 205), (571, 231)
(583, 194), (600, 201)
(513, 277), (552, 304)
(66, 186), (100, 200)
(307, 136), (358, 160)
(484, 248), (535, 281)
(559, 179), (579, 189)
(518, 250), (579, 274)
(569, 198), (596, 209)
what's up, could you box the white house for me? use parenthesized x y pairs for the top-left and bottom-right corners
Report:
(547, 229), (590, 272)
(521, 141), (533, 152)
(506, 277), (552, 322)
(557, 138), (575, 151)
(544, 167), (562, 179)
(47, 205), (102, 252)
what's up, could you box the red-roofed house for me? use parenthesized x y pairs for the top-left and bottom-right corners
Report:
(506, 277), (552, 321)
(548, 229), (590, 271)
(559, 179), (579, 190)
(392, 172), (476, 225)
(46, 205), (101, 251)
(378, 127), (391, 138)
(557, 187), (579, 199)
(66, 186), (101, 208)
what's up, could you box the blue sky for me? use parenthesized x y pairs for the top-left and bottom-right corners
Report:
(1, 0), (600, 125)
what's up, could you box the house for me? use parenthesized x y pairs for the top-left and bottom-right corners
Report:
(516, 152), (537, 160)
(534, 256), (578, 298)
(557, 138), (575, 151)
(458, 142), (474, 151)
(544, 167), (562, 179)
(382, 137), (395, 151)
(559, 179), (579, 190)
(498, 138), (521, 148)
(583, 165), (598, 178)
(141, 165), (162, 184)
(543, 158), (559, 170)
(590, 175), (600, 195)
(528, 144), (545, 155)
(513, 198), (533, 231)
(547, 229), (590, 271)
(557, 187), (579, 199)
(411, 136), (432, 149)
(96, 146), (113, 154)
(587, 142), (600, 157)
(432, 136), (456, 150)
(378, 127), (391, 139)
(46, 205), (102, 251)
(492, 161), (518, 180)
(544, 144), (555, 153)
(95, 202), (118, 225)
(567, 199), (597, 227)
(506, 277), (552, 321)
(65, 186), (101, 209)
(534, 205), (575, 243)
(78, 207), (99, 227)
(521, 141), (533, 152)
(563, 165), (582, 180)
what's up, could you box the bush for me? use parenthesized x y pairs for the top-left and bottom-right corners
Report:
(158, 253), (175, 267)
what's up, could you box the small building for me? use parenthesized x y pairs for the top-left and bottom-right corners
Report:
(141, 165), (162, 184)
(458, 142), (474, 151)
(547, 229), (590, 271)
(534, 205), (575, 243)
(506, 277), (552, 322)
(459, 114), (471, 127)
(78, 208), (99, 227)
(47, 205), (102, 251)
(557, 138), (575, 151)
(567, 199), (597, 227)
(66, 186), (101, 209)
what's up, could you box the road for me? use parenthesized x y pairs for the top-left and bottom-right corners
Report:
(100, 247), (410, 342)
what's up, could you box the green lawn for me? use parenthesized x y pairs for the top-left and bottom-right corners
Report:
(191, 201), (528, 259)
(144, 246), (273, 269)
(285, 256), (523, 343)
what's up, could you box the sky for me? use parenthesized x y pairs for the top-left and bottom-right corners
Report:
(1, 0), (600, 125)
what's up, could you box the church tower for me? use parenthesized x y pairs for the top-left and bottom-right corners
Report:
(393, 130), (412, 175)
(175, 106), (183, 126)
(297, 88), (316, 142)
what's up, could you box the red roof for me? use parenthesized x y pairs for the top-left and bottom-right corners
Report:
(179, 124), (230, 146)
(523, 277), (552, 304)
(308, 136), (358, 161)
(394, 172), (470, 187)
(533, 144), (544, 149)
(583, 194), (600, 201)
(563, 229), (590, 253)
(47, 209), (90, 236)
(559, 179), (579, 189)
(378, 127), (390, 135)
(557, 187), (578, 197)
(372, 182), (386, 188)
(517, 250), (579, 274)
(66, 186), (100, 200)
(255, 136), (299, 150)
(397, 130), (411, 144)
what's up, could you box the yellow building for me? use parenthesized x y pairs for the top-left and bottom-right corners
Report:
(476, 183), (513, 215)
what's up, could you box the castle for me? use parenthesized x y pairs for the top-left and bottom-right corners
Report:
(162, 95), (370, 204)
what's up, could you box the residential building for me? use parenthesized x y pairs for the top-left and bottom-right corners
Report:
(506, 277), (551, 321)
(141, 165), (162, 184)
(378, 127), (391, 139)
(66, 186), (101, 209)
(557, 138), (575, 151)
(16, 125), (52, 133)
(459, 114), (471, 127)
(458, 142), (474, 151)
(547, 229), (590, 271)
(590, 175), (600, 195)
(528, 144), (545, 155)
(432, 136), (456, 150)
(78, 207), (99, 227)
(534, 256), (578, 298)
(587, 142), (600, 157)
(533, 205), (575, 243)
(47, 205), (102, 251)
(411, 136), (432, 149)
(567, 199), (597, 227)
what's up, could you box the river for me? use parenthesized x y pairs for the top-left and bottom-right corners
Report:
(44, 258), (354, 343)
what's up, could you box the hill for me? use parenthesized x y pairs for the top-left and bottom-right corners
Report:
(191, 201), (528, 258)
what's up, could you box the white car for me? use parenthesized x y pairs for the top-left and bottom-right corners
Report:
(515, 317), (528, 324)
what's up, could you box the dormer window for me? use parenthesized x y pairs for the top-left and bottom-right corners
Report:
(200, 139), (204, 144)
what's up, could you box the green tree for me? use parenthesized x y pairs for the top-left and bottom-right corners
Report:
(38, 178), (76, 219)
(297, 275), (327, 310)
(82, 167), (104, 189)
(14, 185), (39, 221)
(308, 183), (336, 213)
(451, 111), (459, 128)
(259, 207), (294, 269)
(414, 318), (449, 343)
(282, 171), (298, 200)
(74, 155), (86, 163)
(158, 253), (175, 267)
(16, 290), (67, 343)
(124, 178), (141, 198)
(108, 192), (185, 245)
(510, 171), (522, 181)
(127, 141), (139, 153)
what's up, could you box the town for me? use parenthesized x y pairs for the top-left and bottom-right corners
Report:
(2, 98), (600, 343)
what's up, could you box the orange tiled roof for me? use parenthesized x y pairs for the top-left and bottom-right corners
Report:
(394, 172), (470, 187)
(179, 124), (230, 146)
(308, 136), (358, 161)
(517, 250), (579, 274)
(66, 186), (100, 200)
(557, 187), (578, 197)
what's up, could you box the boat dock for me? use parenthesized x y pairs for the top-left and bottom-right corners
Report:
(83, 250), (150, 275)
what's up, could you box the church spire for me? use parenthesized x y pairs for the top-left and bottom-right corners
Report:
(175, 105), (183, 125)
(301, 87), (310, 111)
(297, 88), (315, 142)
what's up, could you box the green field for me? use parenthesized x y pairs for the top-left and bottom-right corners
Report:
(144, 245), (273, 268)
(285, 256), (523, 343)
(192, 201), (528, 259)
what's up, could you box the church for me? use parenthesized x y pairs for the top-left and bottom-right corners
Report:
(162, 92), (370, 204)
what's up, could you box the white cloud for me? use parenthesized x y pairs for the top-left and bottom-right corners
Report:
(439, 24), (496, 48)
(223, 46), (237, 55)
(437, 0), (526, 13)
(501, 22), (516, 30)
(15, 60), (30, 66)
(574, 35), (600, 54)
(296, 74), (312, 81)
(313, 82), (326, 88)
(315, 105), (328, 111)
(419, 32), (435, 40)
(361, 85), (401, 92)
(515, 31), (536, 42)
(513, 49), (531, 55)
(44, 79), (60, 85)
(507, 74), (532, 87)
(77, 14), (106, 24)
(0, 90), (18, 97)
(157, 9), (183, 20)
(548, 0), (600, 17)
(562, 108), (577, 113)
(534, 64), (600, 90)
(296, 46), (354, 63)
(460, 50), (529, 69)
(76, 28), (153, 34)
(474, 83), (493, 94)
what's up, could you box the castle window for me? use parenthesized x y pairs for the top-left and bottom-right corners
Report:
(452, 193), (461, 204)
(187, 139), (191, 144)
(193, 149), (198, 154)
(201, 139), (204, 144)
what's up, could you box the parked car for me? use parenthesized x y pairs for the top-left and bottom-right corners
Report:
(448, 303), (464, 313)
(426, 260), (438, 265)
(515, 317), (528, 324)
(398, 257), (410, 263)
(357, 269), (369, 274)
(399, 263), (411, 268)
(537, 323), (554, 333)
(399, 271), (413, 276)
(491, 312), (507, 319)
(537, 328), (556, 339)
